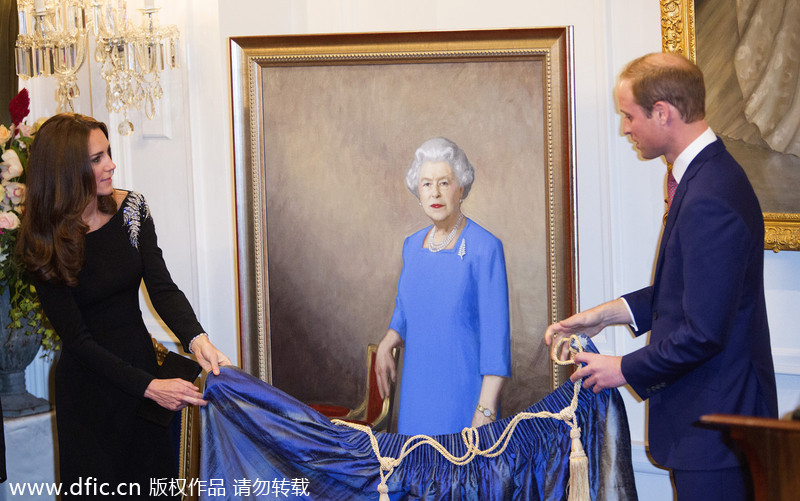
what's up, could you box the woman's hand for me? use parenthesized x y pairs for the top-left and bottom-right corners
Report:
(471, 409), (495, 428)
(471, 375), (504, 428)
(375, 329), (403, 399)
(190, 334), (231, 376)
(144, 378), (207, 411)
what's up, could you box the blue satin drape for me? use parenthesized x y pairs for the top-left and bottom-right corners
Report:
(200, 338), (637, 500)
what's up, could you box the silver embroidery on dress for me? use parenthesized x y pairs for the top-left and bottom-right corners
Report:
(122, 192), (151, 249)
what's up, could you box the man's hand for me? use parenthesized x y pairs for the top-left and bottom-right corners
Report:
(570, 352), (627, 393)
(544, 299), (633, 360)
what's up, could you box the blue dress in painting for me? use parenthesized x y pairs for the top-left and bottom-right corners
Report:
(389, 218), (511, 436)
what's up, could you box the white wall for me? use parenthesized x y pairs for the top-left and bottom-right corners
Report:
(21, 1), (800, 499)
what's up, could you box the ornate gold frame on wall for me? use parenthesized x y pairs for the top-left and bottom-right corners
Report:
(660, 0), (800, 252)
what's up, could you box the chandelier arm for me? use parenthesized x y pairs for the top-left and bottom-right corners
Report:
(14, 0), (179, 134)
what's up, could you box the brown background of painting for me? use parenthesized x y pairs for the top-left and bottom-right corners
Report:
(260, 59), (557, 421)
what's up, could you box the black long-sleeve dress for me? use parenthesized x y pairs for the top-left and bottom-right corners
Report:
(34, 191), (204, 498)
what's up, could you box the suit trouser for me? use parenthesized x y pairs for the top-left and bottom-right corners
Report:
(672, 465), (752, 501)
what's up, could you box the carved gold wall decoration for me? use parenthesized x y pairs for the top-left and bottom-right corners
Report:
(660, 0), (696, 60)
(765, 214), (800, 253)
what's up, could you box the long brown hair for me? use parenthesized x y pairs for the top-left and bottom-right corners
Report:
(16, 113), (117, 286)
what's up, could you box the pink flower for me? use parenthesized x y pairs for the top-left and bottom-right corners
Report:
(17, 123), (34, 137)
(0, 211), (20, 230)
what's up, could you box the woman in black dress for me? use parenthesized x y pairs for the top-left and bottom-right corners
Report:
(17, 113), (230, 498)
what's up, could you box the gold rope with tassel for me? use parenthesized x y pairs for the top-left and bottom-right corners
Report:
(554, 336), (591, 501)
(568, 427), (590, 501)
(333, 334), (591, 501)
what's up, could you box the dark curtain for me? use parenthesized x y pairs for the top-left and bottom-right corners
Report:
(0, 0), (18, 126)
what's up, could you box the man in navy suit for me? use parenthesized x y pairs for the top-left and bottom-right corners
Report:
(545, 52), (778, 500)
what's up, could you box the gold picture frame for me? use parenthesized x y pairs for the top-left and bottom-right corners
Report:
(661, 0), (800, 252)
(230, 28), (578, 420)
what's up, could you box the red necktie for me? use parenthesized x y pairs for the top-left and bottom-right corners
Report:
(666, 166), (677, 211)
(663, 165), (677, 224)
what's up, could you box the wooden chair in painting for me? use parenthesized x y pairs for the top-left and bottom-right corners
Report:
(309, 343), (401, 432)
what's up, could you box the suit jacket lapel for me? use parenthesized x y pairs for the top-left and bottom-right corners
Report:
(652, 138), (726, 288)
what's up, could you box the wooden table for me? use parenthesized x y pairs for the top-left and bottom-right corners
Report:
(701, 414), (800, 501)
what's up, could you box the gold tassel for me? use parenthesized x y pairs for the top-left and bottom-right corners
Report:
(377, 482), (389, 501)
(377, 460), (393, 501)
(567, 427), (590, 501)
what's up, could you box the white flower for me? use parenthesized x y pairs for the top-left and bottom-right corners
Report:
(0, 211), (20, 230)
(4, 182), (25, 206)
(1, 150), (24, 181)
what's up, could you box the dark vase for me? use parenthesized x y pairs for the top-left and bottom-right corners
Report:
(0, 291), (50, 417)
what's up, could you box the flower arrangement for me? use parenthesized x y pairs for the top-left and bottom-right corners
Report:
(0, 89), (57, 353)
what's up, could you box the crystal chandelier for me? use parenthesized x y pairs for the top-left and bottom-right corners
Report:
(14, 0), (180, 135)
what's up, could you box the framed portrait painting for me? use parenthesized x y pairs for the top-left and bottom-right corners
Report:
(230, 28), (577, 424)
(661, 0), (800, 251)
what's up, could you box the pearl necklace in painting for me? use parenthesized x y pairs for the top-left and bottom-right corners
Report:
(428, 212), (464, 253)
